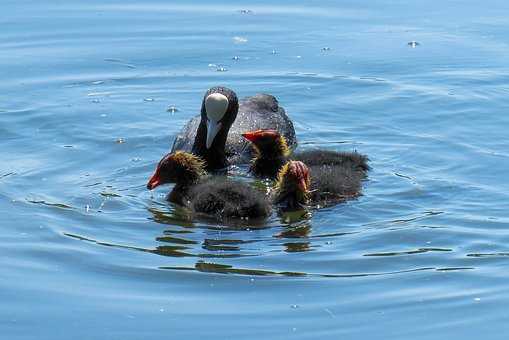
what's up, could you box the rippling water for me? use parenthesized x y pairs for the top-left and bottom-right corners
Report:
(2, 1), (509, 339)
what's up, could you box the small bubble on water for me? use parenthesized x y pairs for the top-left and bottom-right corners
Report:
(233, 36), (248, 44)
(216, 66), (228, 72)
(100, 113), (107, 117)
(292, 327), (297, 332)
(159, 308), (165, 312)
(167, 106), (178, 113)
(232, 56), (240, 61)
(116, 138), (125, 144)
(250, 278), (255, 283)
(474, 297), (481, 302)
(271, 49), (277, 55)
(144, 97), (155, 102)
(291, 304), (299, 309)
(408, 41), (420, 48)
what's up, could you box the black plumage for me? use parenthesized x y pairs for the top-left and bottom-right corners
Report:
(243, 129), (370, 208)
(188, 178), (271, 221)
(147, 151), (271, 222)
(171, 92), (297, 167)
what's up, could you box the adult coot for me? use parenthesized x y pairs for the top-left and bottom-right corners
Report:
(171, 88), (297, 168)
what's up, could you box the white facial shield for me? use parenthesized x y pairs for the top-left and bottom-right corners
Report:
(204, 93), (229, 149)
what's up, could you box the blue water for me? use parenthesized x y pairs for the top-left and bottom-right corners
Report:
(2, 1), (509, 339)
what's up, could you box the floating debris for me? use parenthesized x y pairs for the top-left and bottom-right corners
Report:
(271, 49), (277, 55)
(167, 106), (178, 113)
(100, 192), (121, 198)
(87, 91), (112, 97)
(233, 36), (248, 44)
(216, 66), (228, 72)
(321, 47), (331, 51)
(232, 56), (240, 61)
(115, 138), (125, 144)
(408, 41), (420, 48)
(27, 199), (73, 210)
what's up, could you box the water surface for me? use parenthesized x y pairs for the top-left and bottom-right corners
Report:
(2, 1), (509, 339)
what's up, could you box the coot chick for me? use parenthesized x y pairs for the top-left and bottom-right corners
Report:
(273, 161), (311, 211)
(171, 90), (297, 166)
(244, 129), (369, 207)
(242, 129), (290, 179)
(242, 129), (369, 177)
(147, 151), (271, 221)
(273, 159), (364, 209)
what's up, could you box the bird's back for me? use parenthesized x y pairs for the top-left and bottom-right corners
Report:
(171, 94), (297, 165)
(187, 178), (271, 221)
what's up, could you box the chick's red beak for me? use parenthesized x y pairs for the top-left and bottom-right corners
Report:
(147, 169), (162, 190)
(241, 130), (261, 142)
(242, 129), (279, 142)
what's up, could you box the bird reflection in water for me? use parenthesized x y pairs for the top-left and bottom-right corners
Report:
(146, 197), (316, 278)
(275, 222), (313, 253)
